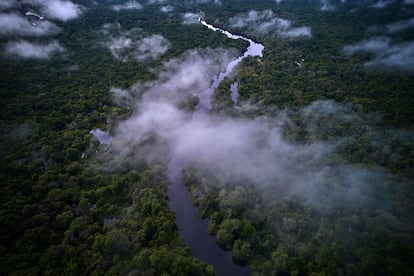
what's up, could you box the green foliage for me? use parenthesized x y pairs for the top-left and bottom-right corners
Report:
(202, 4), (414, 274)
(0, 3), (243, 274)
(183, 163), (414, 275)
(1, 0), (413, 275)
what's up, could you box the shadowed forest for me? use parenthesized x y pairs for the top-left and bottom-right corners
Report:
(1, 0), (413, 275)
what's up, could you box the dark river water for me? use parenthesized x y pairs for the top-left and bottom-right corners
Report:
(166, 20), (264, 276)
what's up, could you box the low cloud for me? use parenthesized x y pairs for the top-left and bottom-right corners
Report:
(387, 16), (414, 33)
(0, 12), (60, 37)
(107, 48), (404, 212)
(343, 37), (414, 73)
(147, 0), (168, 3)
(0, 1), (76, 60)
(90, 129), (112, 145)
(343, 37), (390, 54)
(4, 39), (65, 59)
(282, 26), (312, 38)
(160, 5), (174, 13)
(182, 12), (204, 25)
(178, 0), (220, 4)
(23, 0), (82, 21)
(136, 35), (169, 59)
(229, 10), (311, 38)
(99, 23), (170, 62)
(327, 0), (396, 9)
(276, 0), (404, 10)
(195, 0), (221, 3)
(370, 0), (395, 8)
(320, 0), (336, 10)
(110, 87), (134, 107)
(110, 48), (240, 163)
(276, 0), (335, 11)
(111, 0), (143, 11)
(126, 48), (236, 103)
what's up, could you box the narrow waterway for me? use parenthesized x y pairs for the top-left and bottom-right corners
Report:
(167, 20), (264, 276)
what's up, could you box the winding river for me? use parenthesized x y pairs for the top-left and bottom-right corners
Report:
(167, 20), (264, 276)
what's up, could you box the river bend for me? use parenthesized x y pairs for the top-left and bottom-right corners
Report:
(167, 20), (264, 276)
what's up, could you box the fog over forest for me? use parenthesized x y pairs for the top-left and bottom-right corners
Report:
(1, 0), (413, 274)
(110, 46), (411, 219)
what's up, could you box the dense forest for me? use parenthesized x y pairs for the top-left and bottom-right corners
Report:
(1, 0), (413, 275)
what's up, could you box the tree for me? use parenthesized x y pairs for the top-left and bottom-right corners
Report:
(233, 239), (252, 262)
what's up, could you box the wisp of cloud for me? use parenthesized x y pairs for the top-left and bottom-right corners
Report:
(4, 39), (65, 59)
(0, 13), (60, 37)
(108, 46), (400, 212)
(111, 0), (143, 11)
(99, 22), (170, 62)
(343, 36), (414, 73)
(22, 0), (82, 21)
(229, 10), (311, 38)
